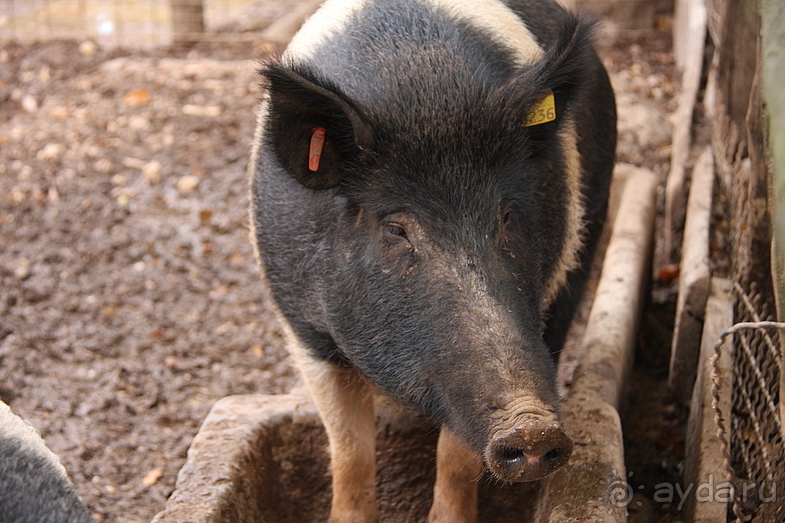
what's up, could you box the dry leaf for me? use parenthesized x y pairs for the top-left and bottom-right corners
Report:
(142, 467), (164, 487)
(124, 88), (150, 107)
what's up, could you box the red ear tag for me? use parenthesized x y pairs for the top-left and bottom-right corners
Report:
(308, 127), (326, 172)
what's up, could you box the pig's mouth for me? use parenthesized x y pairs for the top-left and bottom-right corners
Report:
(484, 417), (573, 482)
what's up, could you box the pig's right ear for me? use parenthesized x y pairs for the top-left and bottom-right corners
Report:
(261, 62), (373, 190)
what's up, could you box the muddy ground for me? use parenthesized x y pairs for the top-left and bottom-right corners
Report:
(1, 10), (679, 523)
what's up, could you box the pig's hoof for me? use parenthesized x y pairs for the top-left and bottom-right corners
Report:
(485, 420), (573, 482)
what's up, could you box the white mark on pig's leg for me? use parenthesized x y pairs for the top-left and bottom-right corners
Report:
(292, 348), (377, 523)
(428, 425), (483, 523)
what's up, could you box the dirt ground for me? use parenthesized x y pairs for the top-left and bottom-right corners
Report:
(1, 8), (679, 523)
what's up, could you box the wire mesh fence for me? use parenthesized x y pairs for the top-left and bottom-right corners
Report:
(0, 0), (300, 47)
(709, 96), (785, 520)
(710, 291), (785, 522)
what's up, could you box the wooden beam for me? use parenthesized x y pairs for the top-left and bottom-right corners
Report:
(669, 146), (714, 404)
(683, 278), (734, 523)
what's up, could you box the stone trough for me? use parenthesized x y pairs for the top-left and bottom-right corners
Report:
(150, 394), (545, 523)
(151, 166), (658, 523)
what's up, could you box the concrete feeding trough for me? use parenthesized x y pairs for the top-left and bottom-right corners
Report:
(151, 166), (658, 523)
(151, 394), (544, 523)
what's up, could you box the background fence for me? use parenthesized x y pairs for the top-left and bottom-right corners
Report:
(707, 0), (785, 519)
(717, 292), (785, 521)
(0, 0), (298, 47)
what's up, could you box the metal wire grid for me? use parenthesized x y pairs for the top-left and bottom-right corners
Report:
(711, 285), (785, 522)
(705, 64), (785, 519)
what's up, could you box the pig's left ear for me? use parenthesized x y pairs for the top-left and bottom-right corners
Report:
(262, 61), (373, 190)
(537, 16), (599, 117)
(497, 16), (599, 132)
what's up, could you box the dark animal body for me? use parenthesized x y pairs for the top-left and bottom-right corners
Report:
(250, 0), (616, 521)
(0, 403), (94, 523)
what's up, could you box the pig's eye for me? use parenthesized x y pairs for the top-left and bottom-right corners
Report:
(501, 207), (514, 233)
(502, 210), (512, 227)
(382, 222), (409, 243)
(501, 207), (516, 242)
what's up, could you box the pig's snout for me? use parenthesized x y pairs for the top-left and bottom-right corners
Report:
(485, 417), (573, 482)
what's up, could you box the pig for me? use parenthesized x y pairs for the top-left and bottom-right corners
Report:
(249, 0), (616, 521)
(0, 402), (94, 523)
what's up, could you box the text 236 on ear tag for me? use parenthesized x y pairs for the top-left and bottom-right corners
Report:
(524, 90), (556, 127)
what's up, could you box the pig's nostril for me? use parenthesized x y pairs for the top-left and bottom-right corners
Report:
(498, 445), (562, 468)
(543, 447), (563, 465)
(499, 447), (525, 464)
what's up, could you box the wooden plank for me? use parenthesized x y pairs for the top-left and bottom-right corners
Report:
(762, 0), (785, 295)
(171, 0), (205, 43)
(683, 278), (734, 523)
(575, 168), (659, 409)
(674, 0), (708, 70)
(536, 168), (659, 523)
(663, 0), (707, 263)
(760, 0), (785, 430)
(669, 146), (714, 404)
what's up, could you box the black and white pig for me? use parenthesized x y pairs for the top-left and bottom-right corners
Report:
(250, 0), (616, 521)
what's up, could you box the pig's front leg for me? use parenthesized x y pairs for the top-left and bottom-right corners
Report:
(294, 352), (377, 523)
(428, 426), (484, 523)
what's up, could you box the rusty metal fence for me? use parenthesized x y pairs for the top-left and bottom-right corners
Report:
(0, 0), (298, 47)
(711, 295), (785, 522)
(709, 121), (785, 521)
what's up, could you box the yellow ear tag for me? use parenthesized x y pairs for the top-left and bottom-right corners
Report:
(524, 90), (556, 127)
